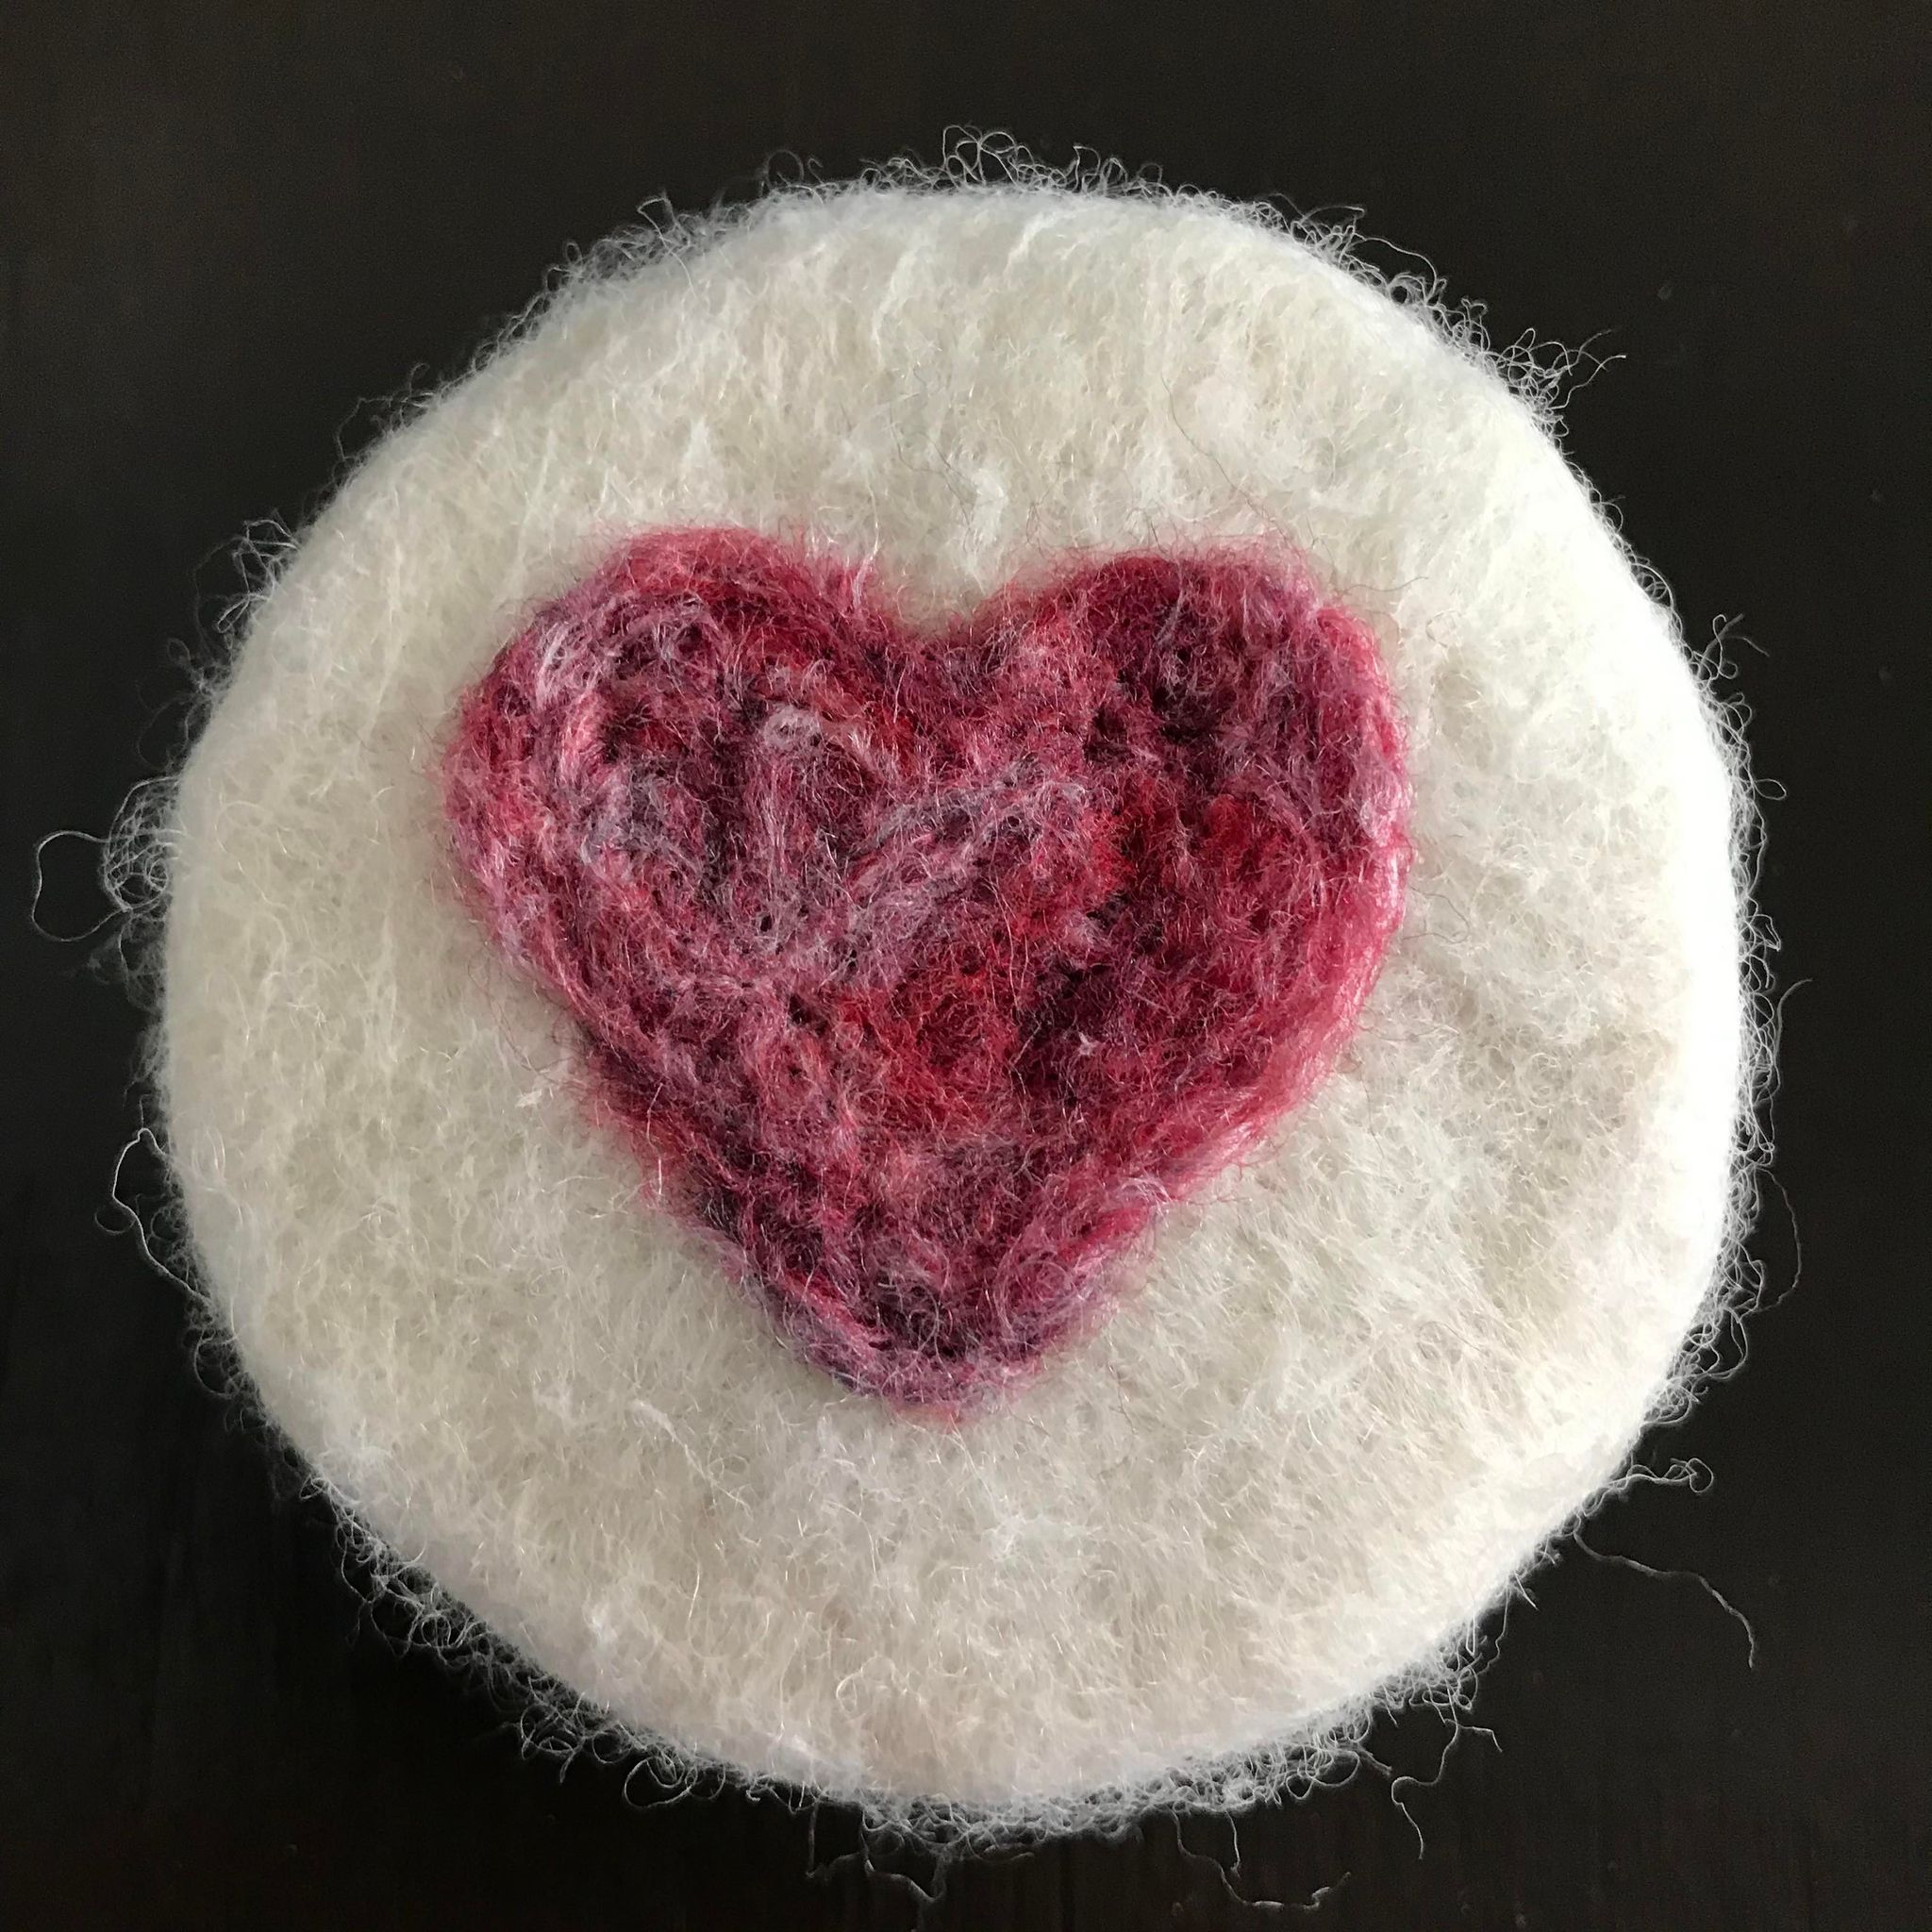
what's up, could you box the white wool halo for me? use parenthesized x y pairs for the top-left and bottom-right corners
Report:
(153, 167), (1757, 1836)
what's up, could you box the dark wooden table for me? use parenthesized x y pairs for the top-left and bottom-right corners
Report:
(4, 5), (1924, 1926)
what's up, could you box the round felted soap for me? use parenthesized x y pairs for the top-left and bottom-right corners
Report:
(156, 175), (1754, 1832)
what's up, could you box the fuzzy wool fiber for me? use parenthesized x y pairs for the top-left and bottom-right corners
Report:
(154, 168), (1757, 1832)
(443, 529), (1410, 1411)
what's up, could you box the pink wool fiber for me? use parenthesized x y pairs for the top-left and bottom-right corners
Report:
(443, 529), (1411, 1412)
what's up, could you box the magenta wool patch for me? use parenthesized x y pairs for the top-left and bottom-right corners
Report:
(443, 529), (1411, 1411)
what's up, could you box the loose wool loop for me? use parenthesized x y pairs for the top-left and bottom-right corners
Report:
(152, 165), (1757, 1836)
(442, 529), (1411, 1413)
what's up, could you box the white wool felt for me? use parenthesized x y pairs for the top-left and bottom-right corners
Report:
(154, 174), (1757, 1834)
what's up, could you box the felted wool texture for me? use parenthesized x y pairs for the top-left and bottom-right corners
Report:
(441, 529), (1412, 1413)
(155, 173), (1755, 1831)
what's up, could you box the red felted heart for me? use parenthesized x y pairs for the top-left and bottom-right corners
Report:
(444, 528), (1410, 1413)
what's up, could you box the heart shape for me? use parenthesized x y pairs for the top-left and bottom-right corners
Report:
(444, 529), (1409, 1413)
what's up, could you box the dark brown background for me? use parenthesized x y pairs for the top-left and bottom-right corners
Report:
(3, 3), (1926, 1926)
